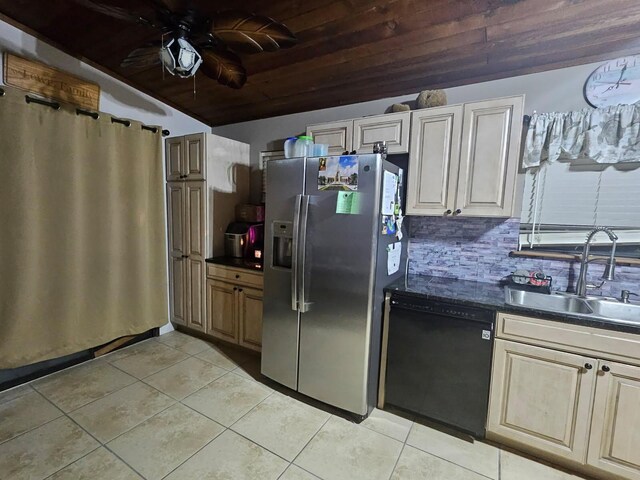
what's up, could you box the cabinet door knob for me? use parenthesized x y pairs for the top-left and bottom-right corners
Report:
(444, 210), (452, 216)
(181, 254), (188, 258)
(238, 288), (243, 292)
(233, 287), (237, 291)
(235, 274), (240, 279)
(584, 363), (593, 370)
(601, 365), (611, 372)
(453, 209), (462, 215)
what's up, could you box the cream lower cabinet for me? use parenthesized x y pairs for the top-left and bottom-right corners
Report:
(206, 264), (263, 352)
(588, 361), (640, 480)
(306, 111), (410, 155)
(488, 312), (640, 480)
(167, 181), (206, 332)
(407, 95), (524, 217)
(488, 339), (596, 463)
(206, 279), (237, 343)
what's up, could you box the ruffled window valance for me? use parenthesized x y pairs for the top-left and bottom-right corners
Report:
(523, 104), (640, 168)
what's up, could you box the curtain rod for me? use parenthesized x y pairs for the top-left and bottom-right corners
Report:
(25, 95), (60, 110)
(6, 92), (170, 136)
(76, 108), (99, 120)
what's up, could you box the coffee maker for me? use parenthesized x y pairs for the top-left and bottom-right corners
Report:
(224, 222), (264, 261)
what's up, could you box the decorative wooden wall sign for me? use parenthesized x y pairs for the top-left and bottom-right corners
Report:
(3, 52), (100, 110)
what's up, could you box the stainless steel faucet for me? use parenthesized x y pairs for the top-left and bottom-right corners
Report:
(575, 227), (618, 297)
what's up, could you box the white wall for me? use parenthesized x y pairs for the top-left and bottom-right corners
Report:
(0, 18), (208, 136)
(212, 62), (600, 201)
(0, 18), (210, 335)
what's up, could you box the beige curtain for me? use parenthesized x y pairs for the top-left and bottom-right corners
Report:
(0, 86), (168, 368)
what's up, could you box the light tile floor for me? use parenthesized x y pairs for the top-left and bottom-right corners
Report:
(0, 331), (591, 480)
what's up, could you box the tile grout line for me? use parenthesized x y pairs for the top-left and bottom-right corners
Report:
(403, 427), (498, 480)
(41, 444), (104, 480)
(33, 391), (114, 479)
(387, 442), (407, 480)
(226, 388), (277, 430)
(358, 416), (415, 444)
(288, 413), (333, 472)
(35, 372), (139, 415)
(100, 442), (148, 479)
(156, 427), (227, 480)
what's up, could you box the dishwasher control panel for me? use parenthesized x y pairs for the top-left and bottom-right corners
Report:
(390, 295), (494, 323)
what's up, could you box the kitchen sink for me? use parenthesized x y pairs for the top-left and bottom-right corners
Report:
(584, 299), (640, 325)
(504, 287), (640, 326)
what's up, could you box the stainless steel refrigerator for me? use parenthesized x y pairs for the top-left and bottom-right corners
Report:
(261, 154), (407, 416)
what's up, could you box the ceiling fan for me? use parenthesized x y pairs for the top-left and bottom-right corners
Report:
(73, 0), (298, 88)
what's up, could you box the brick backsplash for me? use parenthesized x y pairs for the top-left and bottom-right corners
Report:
(407, 216), (640, 296)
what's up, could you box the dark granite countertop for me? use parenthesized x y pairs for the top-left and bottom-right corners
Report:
(386, 274), (640, 335)
(205, 256), (263, 272)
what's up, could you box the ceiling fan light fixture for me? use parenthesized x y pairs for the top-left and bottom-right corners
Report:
(160, 37), (202, 78)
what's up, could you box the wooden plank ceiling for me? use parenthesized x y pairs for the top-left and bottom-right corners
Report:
(1, 0), (639, 126)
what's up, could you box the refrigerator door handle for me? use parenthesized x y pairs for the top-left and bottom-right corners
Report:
(291, 194), (303, 311)
(298, 195), (311, 313)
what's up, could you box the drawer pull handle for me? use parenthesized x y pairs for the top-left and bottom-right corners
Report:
(584, 363), (593, 370)
(601, 365), (611, 372)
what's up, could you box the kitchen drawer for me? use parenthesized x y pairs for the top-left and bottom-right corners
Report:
(206, 264), (263, 288)
(496, 312), (640, 366)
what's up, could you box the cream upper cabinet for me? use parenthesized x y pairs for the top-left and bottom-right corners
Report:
(165, 133), (206, 181)
(407, 105), (463, 215)
(455, 97), (524, 216)
(588, 361), (640, 480)
(488, 339), (596, 463)
(307, 112), (411, 156)
(353, 111), (410, 154)
(166, 137), (185, 181)
(306, 120), (353, 155)
(407, 95), (524, 217)
(184, 134), (205, 180)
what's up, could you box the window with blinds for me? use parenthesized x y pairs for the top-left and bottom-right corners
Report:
(260, 150), (285, 203)
(519, 161), (640, 258)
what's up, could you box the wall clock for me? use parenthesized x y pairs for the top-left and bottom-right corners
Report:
(584, 55), (640, 108)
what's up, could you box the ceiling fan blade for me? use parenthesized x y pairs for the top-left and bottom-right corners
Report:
(200, 47), (247, 89)
(73, 0), (156, 27)
(211, 10), (298, 54)
(143, 0), (184, 13)
(121, 43), (162, 68)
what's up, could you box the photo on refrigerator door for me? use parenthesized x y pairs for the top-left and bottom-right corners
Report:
(318, 156), (358, 191)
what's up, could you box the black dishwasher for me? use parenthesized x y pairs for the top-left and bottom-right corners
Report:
(384, 292), (495, 438)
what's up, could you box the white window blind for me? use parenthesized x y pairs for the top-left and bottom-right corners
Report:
(261, 150), (285, 203)
(520, 161), (640, 248)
